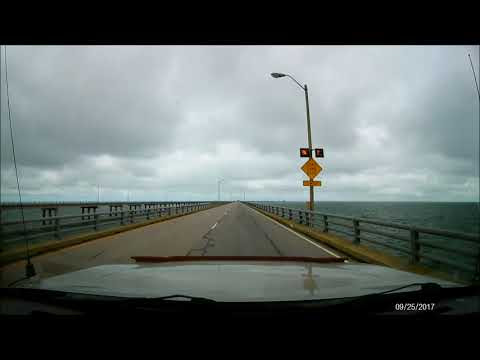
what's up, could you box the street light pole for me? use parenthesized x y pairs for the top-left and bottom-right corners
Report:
(304, 84), (314, 211)
(217, 179), (224, 201)
(271, 72), (315, 211)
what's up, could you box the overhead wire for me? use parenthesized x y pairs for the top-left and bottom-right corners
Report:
(3, 45), (34, 275)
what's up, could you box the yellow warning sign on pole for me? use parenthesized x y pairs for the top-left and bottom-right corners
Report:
(301, 158), (322, 179)
(303, 180), (321, 186)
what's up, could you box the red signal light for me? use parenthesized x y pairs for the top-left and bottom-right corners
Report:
(315, 148), (324, 158)
(300, 148), (310, 157)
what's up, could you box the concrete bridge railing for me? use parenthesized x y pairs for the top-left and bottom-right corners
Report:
(0, 202), (217, 250)
(0, 201), (211, 209)
(246, 202), (480, 282)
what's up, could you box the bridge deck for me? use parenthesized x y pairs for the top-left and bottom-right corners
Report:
(0, 203), (344, 287)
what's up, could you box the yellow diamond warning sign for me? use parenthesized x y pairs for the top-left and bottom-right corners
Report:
(301, 158), (322, 179)
(303, 180), (321, 186)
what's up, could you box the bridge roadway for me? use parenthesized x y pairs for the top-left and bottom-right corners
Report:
(0, 202), (344, 287)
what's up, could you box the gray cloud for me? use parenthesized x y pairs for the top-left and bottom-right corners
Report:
(1, 45), (479, 202)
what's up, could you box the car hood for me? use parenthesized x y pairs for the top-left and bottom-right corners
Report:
(17, 261), (462, 302)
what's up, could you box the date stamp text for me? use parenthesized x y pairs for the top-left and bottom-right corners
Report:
(394, 303), (436, 311)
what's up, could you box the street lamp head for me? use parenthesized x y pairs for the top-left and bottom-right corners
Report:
(271, 72), (286, 78)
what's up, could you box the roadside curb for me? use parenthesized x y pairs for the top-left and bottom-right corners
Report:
(247, 205), (467, 285)
(0, 203), (225, 268)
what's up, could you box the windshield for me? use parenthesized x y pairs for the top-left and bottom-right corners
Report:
(0, 45), (479, 313)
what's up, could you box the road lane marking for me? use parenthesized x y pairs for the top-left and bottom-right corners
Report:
(211, 222), (217, 230)
(249, 207), (343, 259)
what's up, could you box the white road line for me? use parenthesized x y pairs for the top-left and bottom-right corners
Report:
(211, 222), (217, 230)
(249, 207), (343, 259)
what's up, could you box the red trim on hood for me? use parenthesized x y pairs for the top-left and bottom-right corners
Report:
(131, 256), (347, 264)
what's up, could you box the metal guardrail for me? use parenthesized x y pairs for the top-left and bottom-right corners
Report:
(247, 202), (480, 281)
(0, 202), (214, 246)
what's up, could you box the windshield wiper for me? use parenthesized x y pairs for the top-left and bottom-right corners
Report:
(361, 282), (444, 297)
(1, 288), (215, 305)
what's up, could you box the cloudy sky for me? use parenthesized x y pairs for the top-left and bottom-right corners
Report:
(0, 45), (479, 202)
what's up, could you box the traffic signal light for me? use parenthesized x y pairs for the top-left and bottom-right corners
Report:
(300, 148), (310, 157)
(315, 148), (324, 158)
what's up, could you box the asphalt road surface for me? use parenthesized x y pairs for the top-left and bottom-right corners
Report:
(1, 202), (344, 287)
